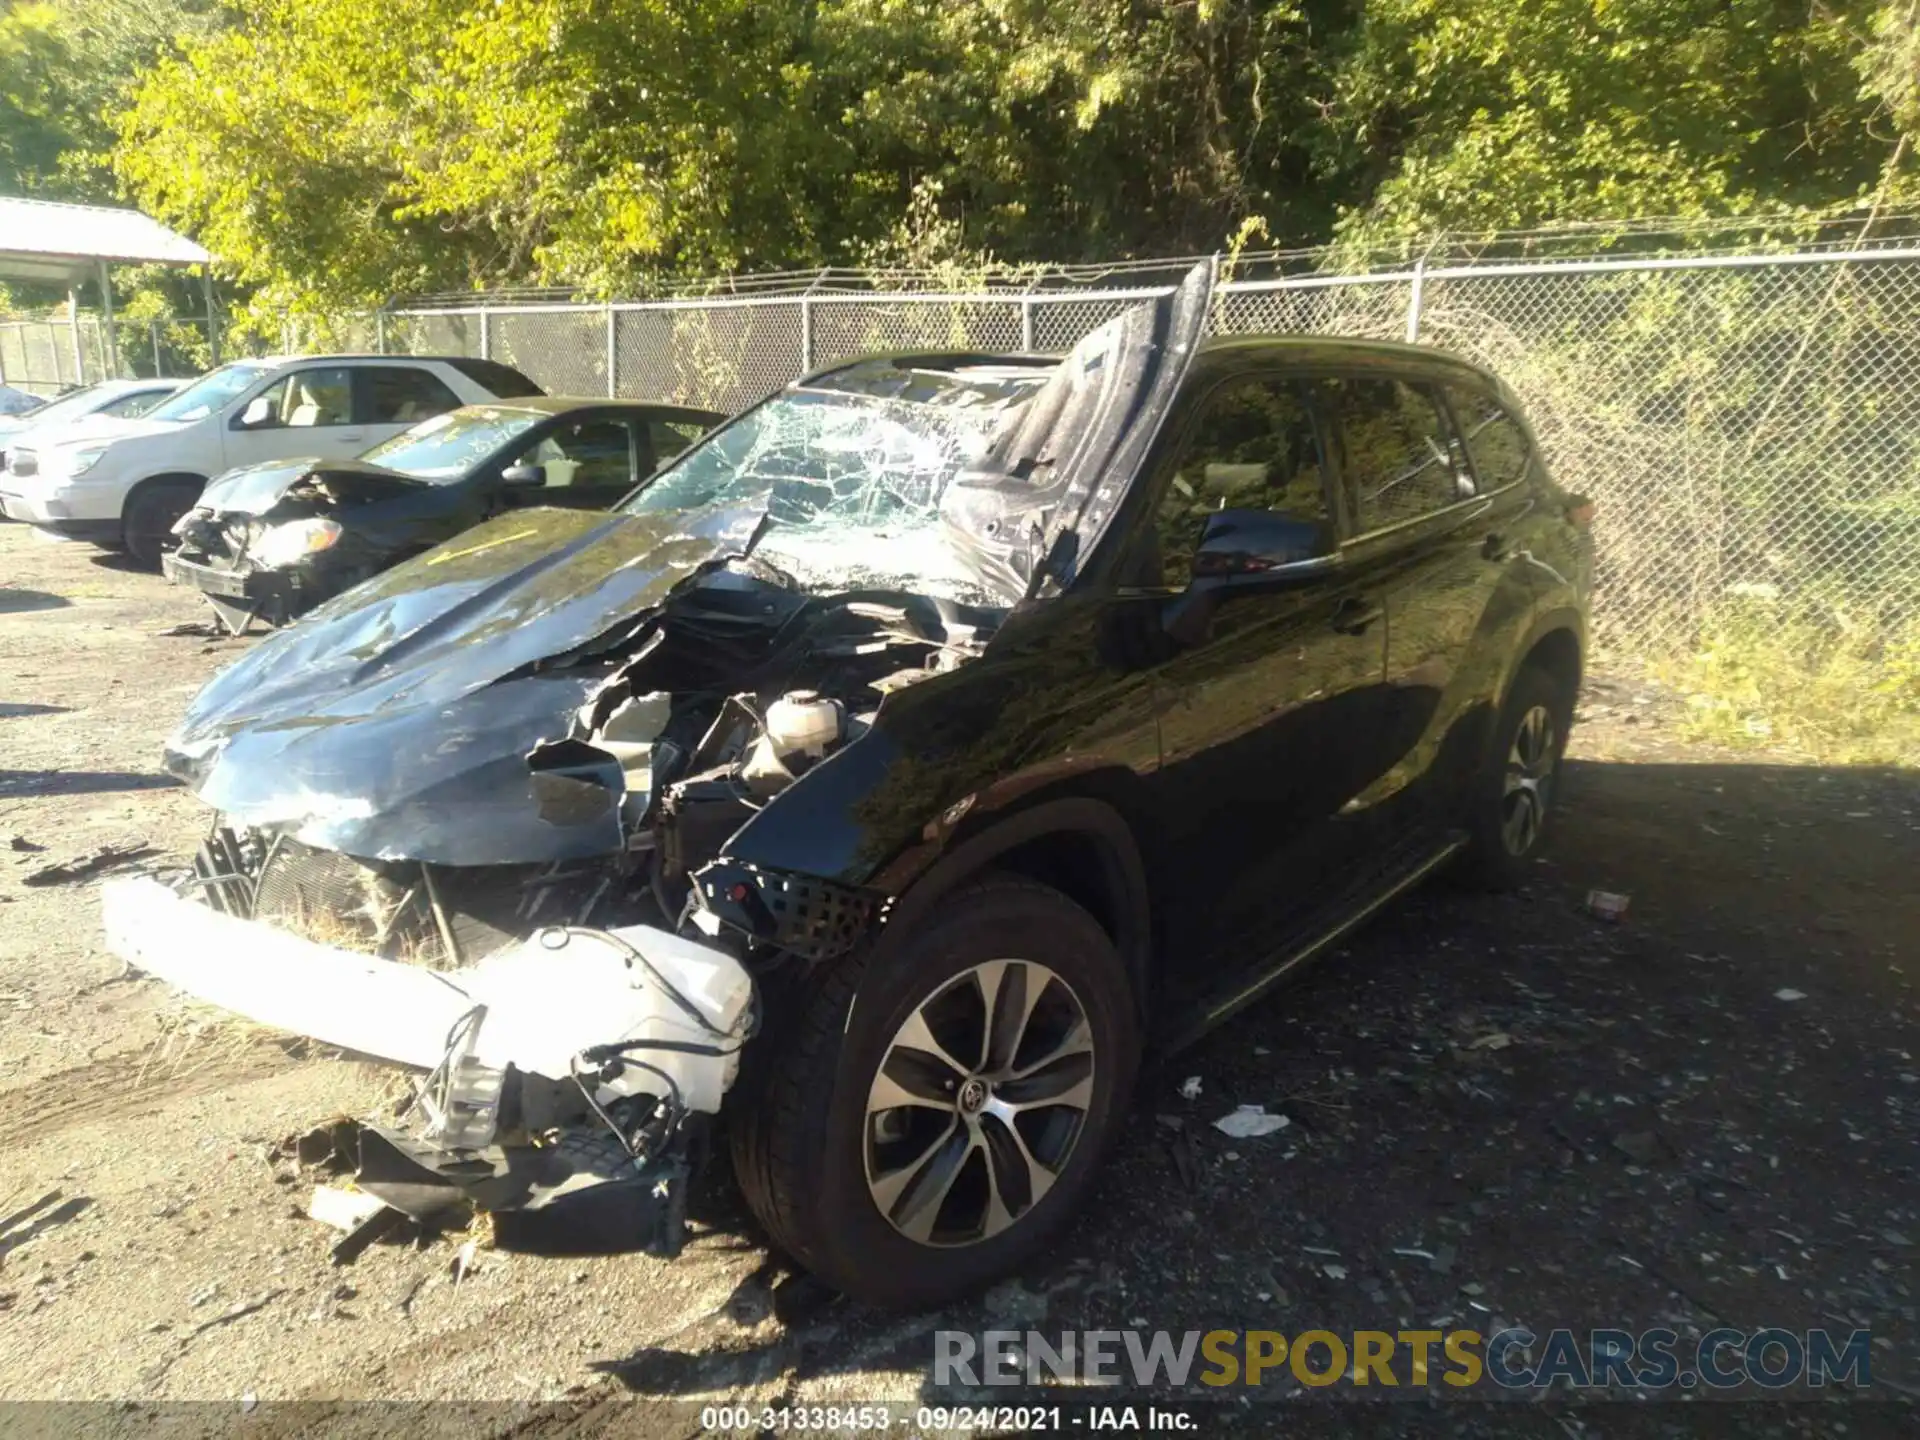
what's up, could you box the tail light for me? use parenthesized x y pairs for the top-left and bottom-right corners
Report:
(1566, 495), (1595, 530)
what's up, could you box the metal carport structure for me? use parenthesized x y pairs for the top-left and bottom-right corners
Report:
(0, 196), (215, 387)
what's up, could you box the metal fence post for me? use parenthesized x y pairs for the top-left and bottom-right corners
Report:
(203, 271), (221, 366)
(151, 322), (162, 376)
(67, 289), (85, 384)
(799, 296), (814, 373)
(1405, 256), (1427, 344)
(375, 310), (387, 355)
(479, 308), (491, 360)
(606, 303), (617, 397)
(1020, 298), (1035, 352)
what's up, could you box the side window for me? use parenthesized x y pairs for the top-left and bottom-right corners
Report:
(1444, 385), (1532, 492)
(100, 390), (167, 419)
(1153, 377), (1331, 588)
(1322, 378), (1471, 532)
(648, 419), (705, 470)
(244, 367), (354, 428)
(511, 419), (635, 493)
(362, 366), (461, 425)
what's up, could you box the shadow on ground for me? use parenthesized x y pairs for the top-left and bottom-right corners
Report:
(0, 589), (69, 615)
(0, 768), (180, 797)
(585, 756), (1918, 1417)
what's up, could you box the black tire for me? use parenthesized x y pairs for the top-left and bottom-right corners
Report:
(729, 874), (1141, 1308)
(123, 479), (204, 569)
(1459, 662), (1574, 888)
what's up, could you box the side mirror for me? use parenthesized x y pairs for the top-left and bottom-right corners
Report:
(234, 396), (275, 429)
(500, 462), (546, 489)
(1191, 507), (1333, 577)
(1162, 507), (1337, 647)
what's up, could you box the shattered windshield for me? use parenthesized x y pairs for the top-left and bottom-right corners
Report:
(622, 363), (1044, 601)
(359, 406), (545, 480)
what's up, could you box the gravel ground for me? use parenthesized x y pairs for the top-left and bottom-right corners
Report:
(0, 520), (1915, 1434)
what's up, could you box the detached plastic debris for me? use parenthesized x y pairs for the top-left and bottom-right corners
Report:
(1212, 1104), (1291, 1139)
(23, 841), (155, 887)
(1179, 1075), (1204, 1100)
(307, 1185), (385, 1234)
(1585, 889), (1631, 922)
(1775, 987), (1807, 1002)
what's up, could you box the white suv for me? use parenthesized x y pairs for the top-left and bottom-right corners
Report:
(0, 355), (541, 565)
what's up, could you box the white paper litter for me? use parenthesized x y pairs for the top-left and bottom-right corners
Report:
(1212, 1104), (1291, 1139)
(1775, 988), (1807, 1002)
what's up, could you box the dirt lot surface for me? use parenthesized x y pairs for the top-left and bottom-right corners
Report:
(1, 520), (1915, 1433)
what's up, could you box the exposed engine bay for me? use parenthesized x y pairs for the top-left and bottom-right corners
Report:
(180, 559), (997, 961)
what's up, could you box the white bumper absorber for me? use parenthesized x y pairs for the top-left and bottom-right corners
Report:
(101, 876), (752, 1113)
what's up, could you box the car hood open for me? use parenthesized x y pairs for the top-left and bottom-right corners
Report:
(198, 457), (431, 517)
(939, 260), (1211, 600)
(166, 499), (768, 864)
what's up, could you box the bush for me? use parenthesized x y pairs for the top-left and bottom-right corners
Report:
(1666, 594), (1920, 765)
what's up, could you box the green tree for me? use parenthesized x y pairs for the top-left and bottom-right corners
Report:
(1, 0), (216, 199)
(1325, 0), (1906, 247)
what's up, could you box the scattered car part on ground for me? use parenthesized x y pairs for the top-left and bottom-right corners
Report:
(0, 355), (541, 566)
(105, 262), (1592, 1305)
(164, 397), (722, 631)
(23, 840), (155, 887)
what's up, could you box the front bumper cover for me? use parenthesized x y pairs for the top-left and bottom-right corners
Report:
(162, 550), (291, 603)
(102, 875), (753, 1253)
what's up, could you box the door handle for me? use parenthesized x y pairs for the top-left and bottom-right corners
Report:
(1330, 598), (1383, 635)
(338, 433), (365, 444)
(1482, 531), (1510, 560)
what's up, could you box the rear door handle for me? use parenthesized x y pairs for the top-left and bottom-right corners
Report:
(1482, 531), (1510, 560)
(1330, 598), (1383, 635)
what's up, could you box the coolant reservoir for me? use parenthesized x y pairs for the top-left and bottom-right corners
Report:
(766, 690), (843, 758)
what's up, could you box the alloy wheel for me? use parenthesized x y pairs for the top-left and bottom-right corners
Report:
(863, 959), (1095, 1248)
(1501, 703), (1557, 856)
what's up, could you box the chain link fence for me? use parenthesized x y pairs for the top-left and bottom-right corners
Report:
(0, 313), (226, 391)
(9, 242), (1918, 681)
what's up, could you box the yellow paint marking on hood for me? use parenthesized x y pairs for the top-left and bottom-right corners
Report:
(425, 527), (540, 565)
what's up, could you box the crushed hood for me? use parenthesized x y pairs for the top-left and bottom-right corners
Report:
(198, 457), (429, 516)
(166, 499), (767, 863)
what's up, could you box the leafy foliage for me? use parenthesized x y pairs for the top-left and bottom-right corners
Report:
(0, 0), (215, 200)
(0, 0), (1908, 310)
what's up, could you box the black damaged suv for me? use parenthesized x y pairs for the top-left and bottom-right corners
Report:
(127, 265), (1590, 1305)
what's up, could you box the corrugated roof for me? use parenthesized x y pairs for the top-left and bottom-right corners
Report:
(0, 197), (211, 281)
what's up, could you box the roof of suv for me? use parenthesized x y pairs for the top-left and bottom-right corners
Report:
(474, 395), (725, 420)
(801, 334), (1508, 392)
(221, 353), (545, 398)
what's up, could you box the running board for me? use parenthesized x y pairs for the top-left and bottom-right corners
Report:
(1158, 832), (1466, 1054)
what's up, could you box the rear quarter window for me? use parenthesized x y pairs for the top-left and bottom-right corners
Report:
(445, 358), (544, 398)
(1320, 377), (1473, 532)
(1445, 385), (1533, 492)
